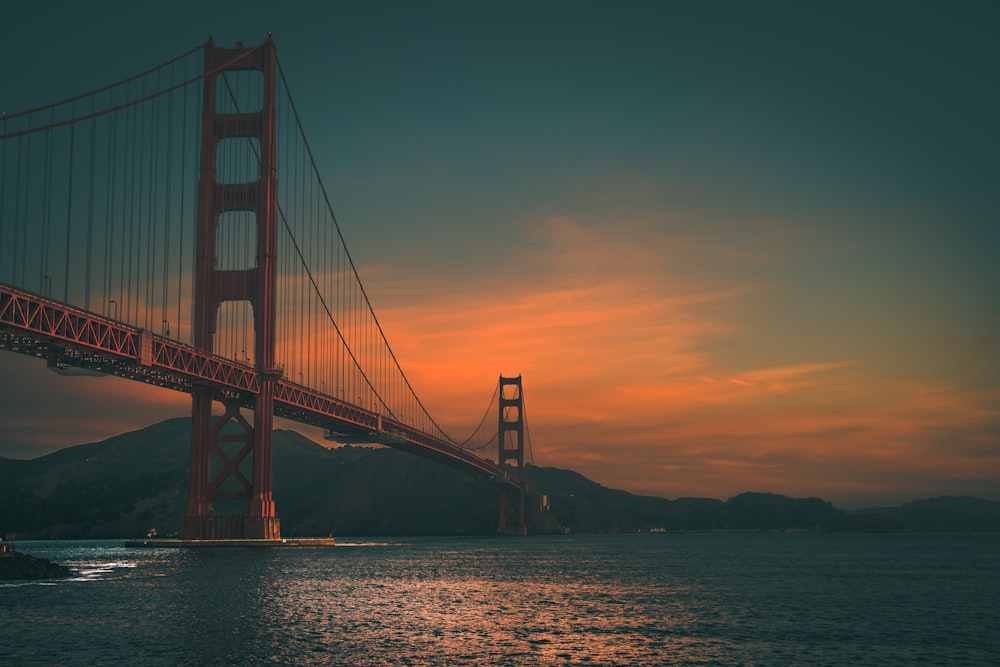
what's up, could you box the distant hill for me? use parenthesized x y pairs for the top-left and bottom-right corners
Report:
(850, 496), (1000, 532)
(0, 419), (193, 539)
(2, 418), (998, 537)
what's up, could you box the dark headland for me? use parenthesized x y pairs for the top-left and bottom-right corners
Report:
(0, 544), (72, 580)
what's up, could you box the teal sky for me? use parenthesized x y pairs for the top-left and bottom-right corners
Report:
(1, 1), (997, 506)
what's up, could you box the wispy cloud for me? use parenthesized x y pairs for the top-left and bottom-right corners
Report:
(364, 214), (751, 427)
(355, 212), (1000, 506)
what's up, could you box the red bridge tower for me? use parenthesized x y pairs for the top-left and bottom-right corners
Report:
(181, 38), (281, 540)
(498, 375), (527, 535)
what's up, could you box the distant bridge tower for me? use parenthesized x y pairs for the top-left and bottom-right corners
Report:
(181, 38), (281, 540)
(497, 375), (527, 535)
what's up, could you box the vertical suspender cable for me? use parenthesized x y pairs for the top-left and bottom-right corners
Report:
(63, 113), (75, 301)
(85, 107), (97, 311)
(41, 115), (53, 293)
(121, 93), (133, 321)
(11, 135), (22, 286)
(132, 80), (143, 325)
(149, 72), (162, 330)
(104, 91), (116, 316)
(307, 145), (314, 386)
(0, 131), (6, 277)
(19, 123), (31, 287)
(11, 135), (18, 283)
(162, 65), (173, 334)
(177, 75), (188, 341)
(144, 78), (155, 329)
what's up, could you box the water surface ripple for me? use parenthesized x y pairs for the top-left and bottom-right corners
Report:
(2, 533), (997, 665)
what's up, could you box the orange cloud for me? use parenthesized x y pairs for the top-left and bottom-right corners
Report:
(344, 213), (1000, 506)
(364, 216), (748, 433)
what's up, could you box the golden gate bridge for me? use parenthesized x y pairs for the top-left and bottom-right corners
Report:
(0, 36), (531, 538)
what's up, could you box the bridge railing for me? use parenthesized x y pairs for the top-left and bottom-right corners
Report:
(1, 281), (523, 489)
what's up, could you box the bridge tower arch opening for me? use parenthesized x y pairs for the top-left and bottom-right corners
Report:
(181, 38), (281, 541)
(497, 374), (527, 535)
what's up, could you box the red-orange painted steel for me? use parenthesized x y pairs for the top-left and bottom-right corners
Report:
(185, 38), (281, 539)
(498, 375), (527, 535)
(0, 281), (526, 489)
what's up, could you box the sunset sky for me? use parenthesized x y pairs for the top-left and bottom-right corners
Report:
(2, 1), (997, 507)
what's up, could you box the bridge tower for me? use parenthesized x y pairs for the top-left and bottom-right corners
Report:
(181, 38), (281, 540)
(497, 375), (527, 535)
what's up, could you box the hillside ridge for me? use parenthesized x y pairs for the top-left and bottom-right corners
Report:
(2, 419), (997, 537)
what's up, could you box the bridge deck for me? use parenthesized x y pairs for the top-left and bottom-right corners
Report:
(0, 282), (522, 490)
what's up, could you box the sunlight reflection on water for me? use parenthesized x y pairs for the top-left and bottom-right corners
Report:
(3, 534), (998, 666)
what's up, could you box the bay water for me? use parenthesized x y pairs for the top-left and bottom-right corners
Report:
(2, 533), (997, 665)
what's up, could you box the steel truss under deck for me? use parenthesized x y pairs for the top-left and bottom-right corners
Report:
(0, 282), (525, 488)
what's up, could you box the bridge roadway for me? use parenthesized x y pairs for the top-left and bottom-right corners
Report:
(0, 282), (521, 488)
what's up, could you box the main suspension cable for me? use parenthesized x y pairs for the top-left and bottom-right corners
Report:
(275, 56), (458, 442)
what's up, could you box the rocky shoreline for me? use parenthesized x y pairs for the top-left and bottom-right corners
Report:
(0, 551), (73, 581)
